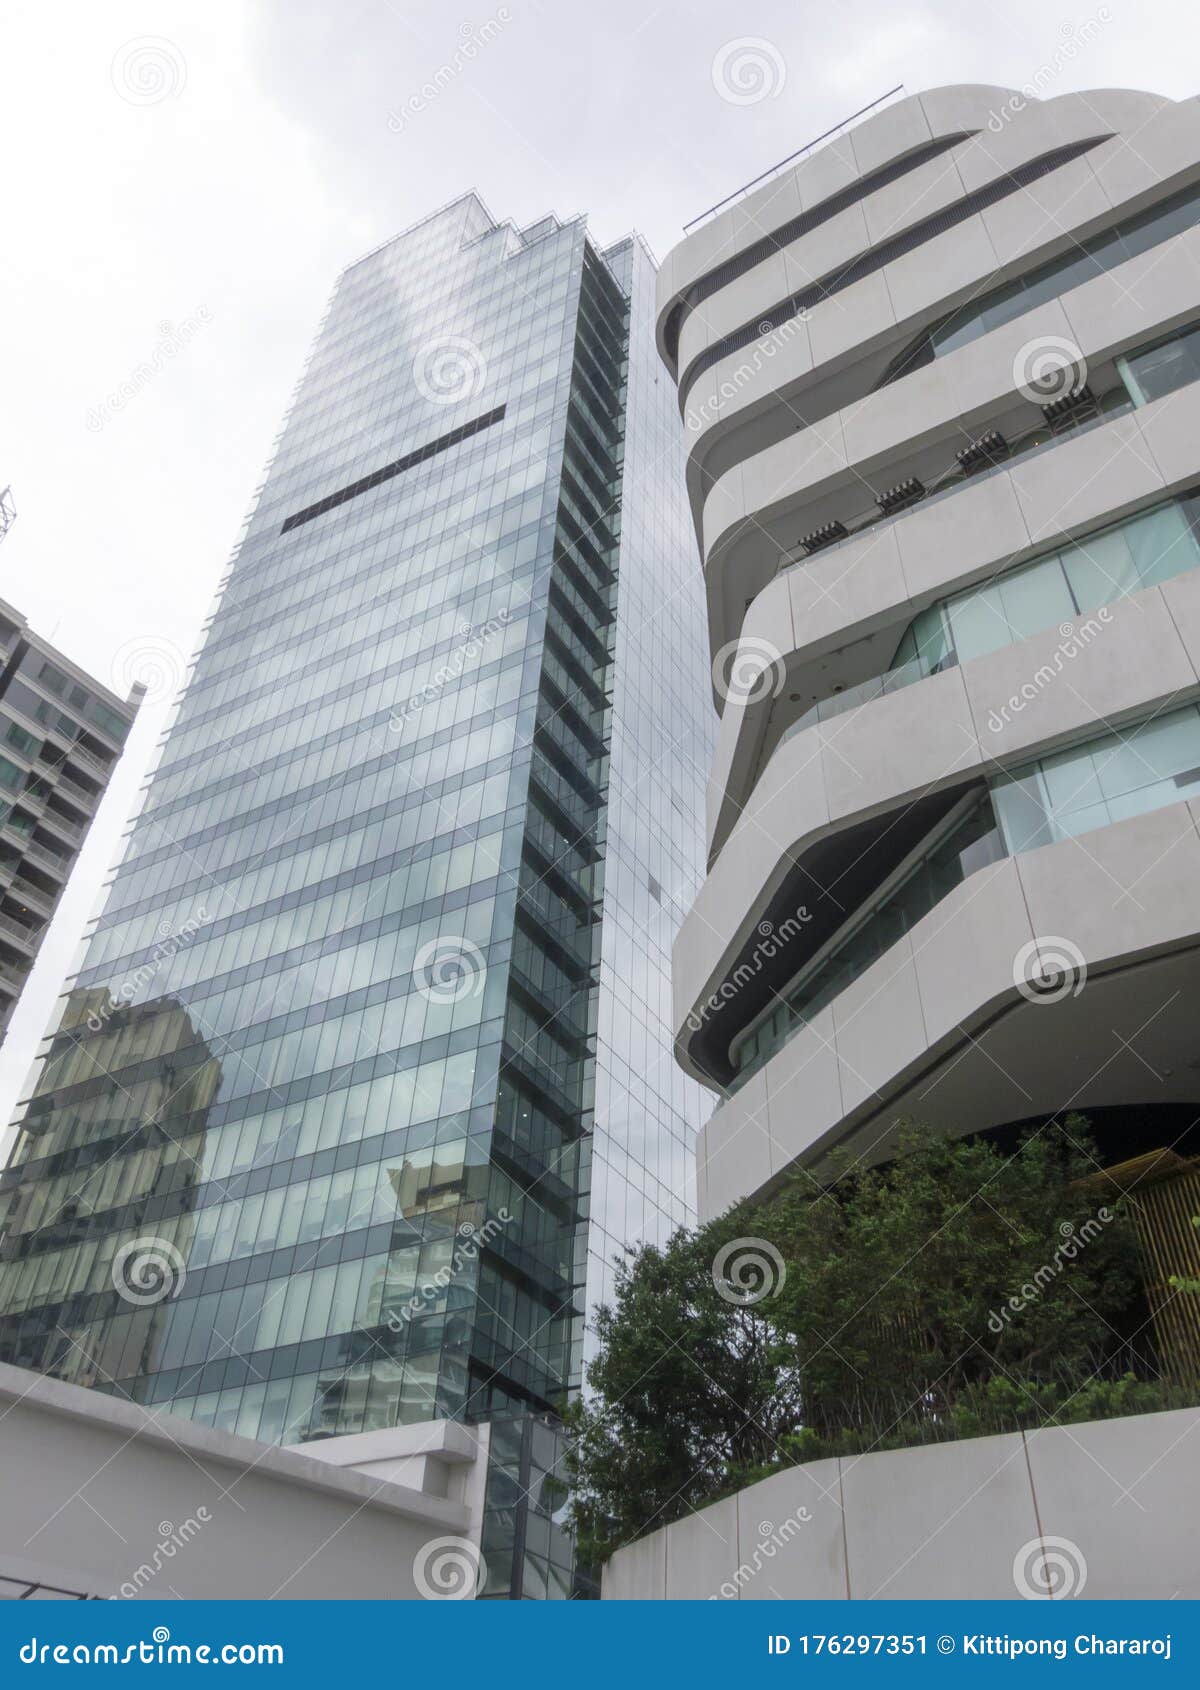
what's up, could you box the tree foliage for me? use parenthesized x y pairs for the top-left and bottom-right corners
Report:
(566, 1118), (1146, 1565)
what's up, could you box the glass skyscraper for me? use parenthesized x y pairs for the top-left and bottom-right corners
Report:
(0, 195), (713, 1596)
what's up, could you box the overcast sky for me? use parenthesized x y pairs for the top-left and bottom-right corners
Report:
(0, 0), (1194, 1128)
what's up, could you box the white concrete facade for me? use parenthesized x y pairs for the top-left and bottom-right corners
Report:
(602, 1407), (1200, 1600)
(0, 1360), (487, 1600)
(660, 86), (1200, 1216)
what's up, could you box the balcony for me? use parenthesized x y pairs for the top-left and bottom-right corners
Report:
(19, 839), (70, 878)
(37, 809), (84, 845)
(776, 652), (949, 755)
(65, 742), (112, 777)
(53, 771), (100, 810)
(0, 914), (40, 952)
(8, 875), (56, 914)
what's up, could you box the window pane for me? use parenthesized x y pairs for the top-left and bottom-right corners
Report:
(1125, 326), (1200, 405)
(1041, 744), (1105, 818)
(998, 557), (1074, 640)
(1127, 503), (1200, 590)
(1062, 526), (1141, 611)
(1099, 708), (1200, 797)
(992, 771), (1055, 853)
(946, 582), (1010, 660)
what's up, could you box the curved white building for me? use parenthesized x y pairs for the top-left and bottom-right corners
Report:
(660, 85), (1200, 1217)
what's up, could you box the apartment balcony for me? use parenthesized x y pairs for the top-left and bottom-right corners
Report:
(7, 875), (56, 916)
(694, 808), (1200, 1216)
(0, 818), (36, 859)
(0, 914), (40, 953)
(52, 770), (101, 810)
(42, 721), (121, 770)
(63, 742), (112, 778)
(36, 808), (84, 846)
(17, 838), (71, 879)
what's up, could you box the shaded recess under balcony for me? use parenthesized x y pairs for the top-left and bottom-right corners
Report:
(687, 701), (1200, 1093)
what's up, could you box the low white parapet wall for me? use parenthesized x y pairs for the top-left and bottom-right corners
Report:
(0, 1360), (485, 1600)
(602, 1408), (1200, 1601)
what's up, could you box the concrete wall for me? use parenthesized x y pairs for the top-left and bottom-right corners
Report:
(0, 1360), (486, 1600)
(661, 84), (1200, 1222)
(602, 1407), (1200, 1600)
(694, 806), (1200, 1213)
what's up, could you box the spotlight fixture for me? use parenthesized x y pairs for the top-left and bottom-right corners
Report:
(955, 430), (1009, 474)
(876, 477), (925, 516)
(799, 520), (849, 556)
(1042, 384), (1098, 433)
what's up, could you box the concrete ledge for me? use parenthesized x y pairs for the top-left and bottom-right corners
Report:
(693, 810), (1200, 1214)
(0, 1359), (468, 1530)
(0, 1360), (478, 1600)
(678, 573), (1200, 1061)
(603, 1408), (1200, 1599)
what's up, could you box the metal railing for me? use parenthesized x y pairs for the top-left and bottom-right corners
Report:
(19, 839), (69, 876)
(778, 653), (953, 748)
(53, 770), (98, 809)
(682, 85), (905, 234)
(9, 875), (54, 910)
(0, 913), (39, 947)
(37, 809), (83, 843)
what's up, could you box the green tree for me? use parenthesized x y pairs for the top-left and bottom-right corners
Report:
(563, 1208), (804, 1569)
(568, 1118), (1143, 1564)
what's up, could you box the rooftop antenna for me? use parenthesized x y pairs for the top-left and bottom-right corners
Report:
(0, 486), (15, 544)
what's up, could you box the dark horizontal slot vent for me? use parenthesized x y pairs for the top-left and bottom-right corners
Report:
(678, 136), (1107, 403)
(280, 405), (506, 534)
(668, 132), (972, 355)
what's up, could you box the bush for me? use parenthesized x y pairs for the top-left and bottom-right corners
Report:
(567, 1117), (1155, 1564)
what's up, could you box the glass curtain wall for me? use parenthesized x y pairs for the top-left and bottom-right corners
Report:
(0, 196), (717, 1601)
